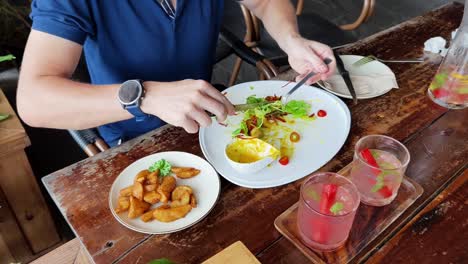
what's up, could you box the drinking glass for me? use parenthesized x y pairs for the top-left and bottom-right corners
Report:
(349, 135), (410, 206)
(297, 172), (360, 251)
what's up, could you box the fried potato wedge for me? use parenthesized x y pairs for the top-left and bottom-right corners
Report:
(135, 170), (150, 183)
(115, 196), (130, 213)
(147, 171), (159, 184)
(144, 184), (157, 192)
(157, 176), (176, 203)
(171, 185), (193, 201)
(143, 191), (161, 204)
(153, 204), (192, 222)
(190, 194), (197, 208)
(174, 169), (200, 179)
(171, 167), (194, 173)
(128, 196), (150, 219)
(170, 191), (191, 207)
(119, 185), (133, 197)
(141, 209), (156, 222)
(159, 176), (176, 192)
(132, 181), (144, 201)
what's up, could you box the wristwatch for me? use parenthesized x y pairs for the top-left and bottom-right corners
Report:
(118, 79), (150, 122)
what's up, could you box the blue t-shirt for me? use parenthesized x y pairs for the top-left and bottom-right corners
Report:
(30, 0), (224, 146)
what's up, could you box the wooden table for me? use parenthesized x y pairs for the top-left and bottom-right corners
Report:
(42, 3), (467, 264)
(0, 88), (60, 263)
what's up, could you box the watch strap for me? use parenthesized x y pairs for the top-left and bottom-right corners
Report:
(126, 104), (150, 122)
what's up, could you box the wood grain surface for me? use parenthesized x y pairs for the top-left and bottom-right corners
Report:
(41, 3), (467, 264)
(367, 169), (467, 264)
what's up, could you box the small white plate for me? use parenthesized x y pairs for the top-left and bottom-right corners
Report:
(109, 151), (220, 234)
(199, 80), (351, 189)
(317, 55), (399, 99)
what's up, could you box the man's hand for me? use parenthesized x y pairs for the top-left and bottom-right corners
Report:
(283, 36), (337, 85)
(142, 80), (235, 133)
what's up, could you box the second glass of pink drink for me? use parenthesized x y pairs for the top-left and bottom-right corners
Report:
(297, 172), (360, 251)
(350, 135), (410, 206)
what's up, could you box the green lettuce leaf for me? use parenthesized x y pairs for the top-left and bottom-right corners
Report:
(284, 100), (310, 117)
(246, 95), (265, 104)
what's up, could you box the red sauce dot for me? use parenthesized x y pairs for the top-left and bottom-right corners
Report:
(317, 110), (327, 117)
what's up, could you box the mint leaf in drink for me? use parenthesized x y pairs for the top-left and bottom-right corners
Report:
(0, 114), (10, 122)
(304, 189), (319, 201)
(147, 258), (174, 264)
(330, 202), (344, 215)
(149, 159), (172, 176)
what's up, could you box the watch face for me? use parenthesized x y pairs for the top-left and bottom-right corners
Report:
(119, 80), (142, 105)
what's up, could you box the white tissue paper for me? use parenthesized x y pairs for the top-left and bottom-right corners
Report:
(424, 28), (459, 57)
(424, 36), (447, 55)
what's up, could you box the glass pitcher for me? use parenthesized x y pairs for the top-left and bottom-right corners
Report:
(427, 2), (468, 109)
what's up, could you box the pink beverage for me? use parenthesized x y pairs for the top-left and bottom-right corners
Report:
(297, 172), (360, 251)
(427, 14), (467, 109)
(428, 68), (468, 108)
(350, 135), (410, 206)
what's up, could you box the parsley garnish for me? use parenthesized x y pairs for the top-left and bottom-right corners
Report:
(149, 159), (172, 176)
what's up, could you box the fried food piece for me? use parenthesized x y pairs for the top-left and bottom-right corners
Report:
(132, 181), (144, 201)
(170, 191), (191, 207)
(153, 204), (192, 222)
(171, 185), (193, 201)
(115, 196), (130, 213)
(146, 171), (159, 184)
(190, 194), (197, 208)
(157, 176), (176, 203)
(174, 168), (200, 179)
(171, 167), (193, 173)
(128, 196), (150, 219)
(134, 170), (150, 183)
(143, 191), (161, 204)
(119, 185), (133, 197)
(159, 176), (176, 192)
(141, 209), (156, 222)
(144, 184), (157, 192)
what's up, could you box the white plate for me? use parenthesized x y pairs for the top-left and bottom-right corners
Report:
(199, 80), (351, 189)
(317, 55), (398, 99)
(109, 151), (220, 234)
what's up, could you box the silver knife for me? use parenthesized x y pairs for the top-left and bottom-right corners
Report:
(334, 50), (357, 104)
(282, 58), (332, 103)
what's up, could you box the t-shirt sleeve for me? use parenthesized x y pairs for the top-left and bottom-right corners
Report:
(30, 0), (95, 45)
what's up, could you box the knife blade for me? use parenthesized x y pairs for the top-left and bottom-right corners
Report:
(233, 102), (268, 112)
(333, 50), (358, 104)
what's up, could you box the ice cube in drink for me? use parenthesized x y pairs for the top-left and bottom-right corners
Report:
(297, 173), (360, 251)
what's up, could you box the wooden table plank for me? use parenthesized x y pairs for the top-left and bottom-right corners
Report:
(114, 4), (466, 264)
(367, 169), (467, 264)
(256, 109), (468, 263)
(0, 88), (60, 254)
(41, 3), (466, 264)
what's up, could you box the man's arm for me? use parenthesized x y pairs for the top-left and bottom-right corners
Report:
(240, 0), (336, 83)
(18, 30), (233, 132)
(18, 30), (130, 129)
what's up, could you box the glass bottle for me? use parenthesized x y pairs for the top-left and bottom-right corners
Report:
(427, 2), (468, 109)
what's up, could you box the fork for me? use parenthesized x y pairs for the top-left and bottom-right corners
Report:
(353, 55), (424, 67)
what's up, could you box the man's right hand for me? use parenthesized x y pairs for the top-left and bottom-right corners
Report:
(142, 80), (235, 133)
